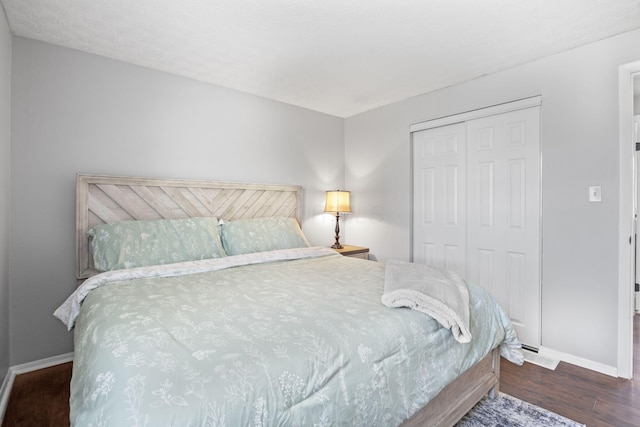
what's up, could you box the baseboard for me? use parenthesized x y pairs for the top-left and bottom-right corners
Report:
(538, 347), (617, 377)
(0, 352), (74, 423)
(0, 369), (12, 424)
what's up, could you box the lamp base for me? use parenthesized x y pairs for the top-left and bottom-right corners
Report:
(330, 212), (344, 250)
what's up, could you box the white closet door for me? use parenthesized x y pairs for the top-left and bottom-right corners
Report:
(412, 123), (467, 277)
(466, 106), (541, 348)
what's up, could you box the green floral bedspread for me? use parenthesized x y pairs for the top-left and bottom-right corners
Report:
(64, 249), (521, 426)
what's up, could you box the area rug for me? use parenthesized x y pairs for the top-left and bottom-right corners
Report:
(455, 392), (585, 426)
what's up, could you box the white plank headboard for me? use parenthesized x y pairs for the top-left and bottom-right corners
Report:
(76, 174), (301, 280)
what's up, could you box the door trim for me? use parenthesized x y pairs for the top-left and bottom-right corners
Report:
(410, 96), (542, 133)
(616, 61), (640, 379)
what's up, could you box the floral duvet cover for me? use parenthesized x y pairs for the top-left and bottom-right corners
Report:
(56, 247), (521, 427)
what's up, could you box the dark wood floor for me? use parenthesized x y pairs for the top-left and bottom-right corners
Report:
(501, 314), (640, 427)
(3, 316), (640, 426)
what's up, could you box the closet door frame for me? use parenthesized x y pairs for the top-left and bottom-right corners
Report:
(409, 96), (542, 347)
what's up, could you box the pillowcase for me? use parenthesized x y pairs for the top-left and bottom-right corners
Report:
(88, 216), (227, 271)
(220, 216), (310, 256)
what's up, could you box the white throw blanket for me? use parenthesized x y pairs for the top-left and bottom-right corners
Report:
(382, 260), (472, 344)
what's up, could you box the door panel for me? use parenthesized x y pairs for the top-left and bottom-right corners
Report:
(466, 107), (540, 347)
(412, 123), (467, 277)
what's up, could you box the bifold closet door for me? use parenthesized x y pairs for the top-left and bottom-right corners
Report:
(412, 122), (467, 278)
(411, 106), (540, 348)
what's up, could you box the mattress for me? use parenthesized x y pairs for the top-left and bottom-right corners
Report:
(55, 247), (521, 426)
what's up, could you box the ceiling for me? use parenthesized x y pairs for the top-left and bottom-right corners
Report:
(2, 0), (640, 118)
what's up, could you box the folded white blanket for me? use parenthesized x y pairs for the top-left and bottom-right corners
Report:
(382, 260), (472, 343)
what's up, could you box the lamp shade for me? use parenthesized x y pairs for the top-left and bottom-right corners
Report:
(324, 190), (351, 213)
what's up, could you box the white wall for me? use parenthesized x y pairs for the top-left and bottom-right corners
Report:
(9, 37), (344, 365)
(0, 7), (12, 379)
(345, 29), (640, 370)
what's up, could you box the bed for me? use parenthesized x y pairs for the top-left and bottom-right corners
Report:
(54, 174), (523, 427)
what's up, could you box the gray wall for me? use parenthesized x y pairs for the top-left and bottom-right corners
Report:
(345, 29), (640, 369)
(9, 37), (344, 365)
(0, 8), (12, 379)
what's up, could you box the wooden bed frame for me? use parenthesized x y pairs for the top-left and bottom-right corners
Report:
(403, 349), (500, 426)
(75, 173), (500, 426)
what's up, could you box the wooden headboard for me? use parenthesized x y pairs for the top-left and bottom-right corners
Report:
(76, 174), (301, 280)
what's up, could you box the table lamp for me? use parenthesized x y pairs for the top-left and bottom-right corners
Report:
(324, 190), (351, 249)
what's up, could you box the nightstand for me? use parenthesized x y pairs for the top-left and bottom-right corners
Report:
(332, 245), (369, 260)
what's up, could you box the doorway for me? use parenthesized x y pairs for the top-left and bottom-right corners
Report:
(617, 62), (640, 379)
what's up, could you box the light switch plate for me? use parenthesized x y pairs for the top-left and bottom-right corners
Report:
(589, 186), (602, 202)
